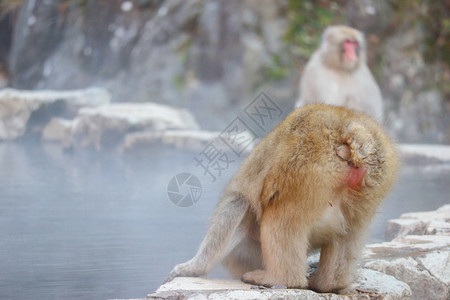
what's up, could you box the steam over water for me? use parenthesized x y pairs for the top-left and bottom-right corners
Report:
(0, 143), (448, 299)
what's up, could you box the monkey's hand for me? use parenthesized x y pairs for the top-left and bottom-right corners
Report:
(165, 260), (205, 283)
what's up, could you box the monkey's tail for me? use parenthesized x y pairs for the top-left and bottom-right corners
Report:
(196, 193), (250, 272)
(166, 193), (249, 282)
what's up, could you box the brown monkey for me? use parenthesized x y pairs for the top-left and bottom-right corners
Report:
(167, 104), (398, 292)
(295, 25), (384, 122)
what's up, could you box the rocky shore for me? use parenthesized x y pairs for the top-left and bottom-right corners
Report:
(1, 87), (450, 163)
(142, 205), (449, 300)
(0, 87), (259, 153)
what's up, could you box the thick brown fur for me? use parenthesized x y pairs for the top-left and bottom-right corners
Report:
(295, 25), (384, 122)
(167, 104), (398, 292)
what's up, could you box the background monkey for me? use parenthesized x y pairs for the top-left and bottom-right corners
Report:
(167, 104), (398, 292)
(295, 25), (384, 122)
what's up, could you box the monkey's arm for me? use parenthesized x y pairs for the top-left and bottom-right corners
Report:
(166, 193), (249, 282)
(296, 55), (323, 108)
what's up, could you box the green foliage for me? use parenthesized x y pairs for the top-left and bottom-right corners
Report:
(172, 37), (194, 91)
(392, 0), (449, 66)
(173, 73), (185, 92)
(264, 0), (343, 81)
(285, 0), (343, 58)
(265, 54), (291, 80)
(391, 0), (450, 98)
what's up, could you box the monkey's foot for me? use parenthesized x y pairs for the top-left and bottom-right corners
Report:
(242, 269), (306, 289)
(308, 271), (347, 293)
(165, 261), (204, 283)
(242, 270), (272, 287)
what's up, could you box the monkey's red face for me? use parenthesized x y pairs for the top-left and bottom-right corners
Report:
(342, 39), (359, 63)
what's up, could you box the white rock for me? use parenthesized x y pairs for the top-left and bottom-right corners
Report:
(42, 118), (75, 146)
(399, 144), (450, 162)
(365, 205), (450, 299)
(386, 219), (429, 239)
(69, 103), (200, 150)
(0, 87), (110, 140)
(386, 205), (450, 239)
(416, 250), (450, 286)
(427, 221), (450, 236)
(78, 103), (199, 131)
(437, 204), (450, 212)
(148, 274), (411, 300)
(365, 235), (450, 260)
(365, 256), (448, 300)
(400, 205), (450, 222)
(156, 277), (251, 292)
(343, 269), (411, 300)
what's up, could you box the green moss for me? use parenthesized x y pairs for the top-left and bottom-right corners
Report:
(284, 0), (343, 59)
(265, 54), (290, 80)
(172, 37), (194, 92)
(391, 0), (450, 99)
(173, 73), (185, 92)
(264, 1), (343, 81)
(392, 0), (449, 66)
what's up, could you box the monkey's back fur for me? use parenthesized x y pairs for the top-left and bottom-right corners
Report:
(168, 104), (398, 292)
(228, 104), (396, 222)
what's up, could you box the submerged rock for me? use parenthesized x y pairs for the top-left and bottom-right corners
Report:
(0, 87), (110, 140)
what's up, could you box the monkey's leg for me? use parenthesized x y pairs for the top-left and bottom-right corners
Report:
(309, 231), (366, 292)
(166, 194), (249, 282)
(241, 205), (310, 288)
(222, 235), (263, 279)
